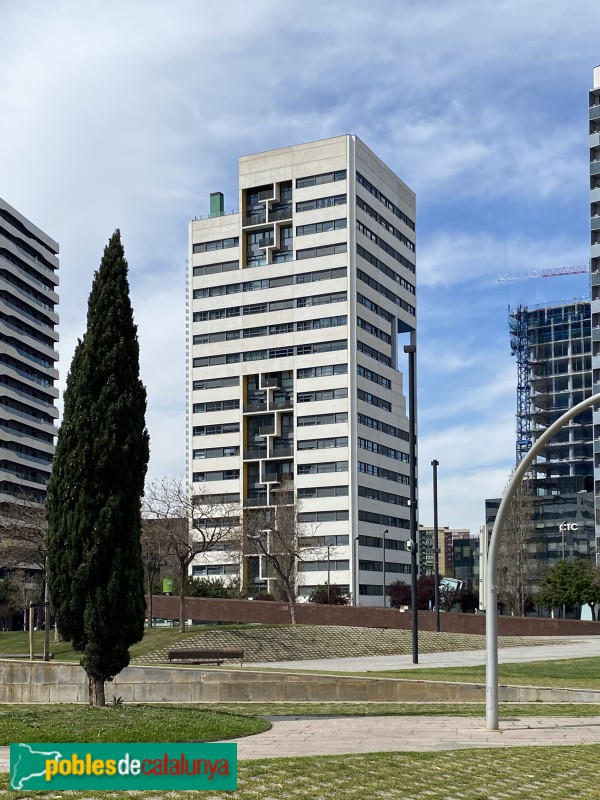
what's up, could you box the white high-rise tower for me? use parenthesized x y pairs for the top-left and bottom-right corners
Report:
(188, 135), (416, 606)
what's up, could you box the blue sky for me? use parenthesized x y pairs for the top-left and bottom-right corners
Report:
(1, 0), (598, 535)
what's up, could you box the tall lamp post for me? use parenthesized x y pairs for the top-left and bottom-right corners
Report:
(431, 459), (440, 633)
(327, 543), (332, 602)
(561, 521), (566, 619)
(382, 529), (388, 607)
(403, 343), (418, 664)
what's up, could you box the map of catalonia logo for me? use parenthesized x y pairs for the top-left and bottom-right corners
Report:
(10, 742), (237, 790)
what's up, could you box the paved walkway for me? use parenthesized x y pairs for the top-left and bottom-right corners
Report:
(246, 636), (600, 672)
(3, 638), (600, 770)
(228, 715), (600, 759)
(2, 715), (600, 769)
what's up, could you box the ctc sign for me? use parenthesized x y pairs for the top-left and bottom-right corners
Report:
(559, 522), (578, 532)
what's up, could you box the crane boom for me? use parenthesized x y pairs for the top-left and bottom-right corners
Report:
(498, 265), (588, 282)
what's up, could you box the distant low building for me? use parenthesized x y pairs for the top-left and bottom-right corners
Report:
(418, 525), (470, 579)
(452, 531), (479, 590)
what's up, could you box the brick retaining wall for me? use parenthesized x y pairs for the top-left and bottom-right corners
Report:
(149, 596), (600, 637)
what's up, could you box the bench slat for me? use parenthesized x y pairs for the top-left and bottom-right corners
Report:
(167, 648), (244, 666)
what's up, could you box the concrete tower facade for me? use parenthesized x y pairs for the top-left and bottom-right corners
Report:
(590, 66), (600, 551)
(188, 135), (416, 606)
(0, 198), (59, 504)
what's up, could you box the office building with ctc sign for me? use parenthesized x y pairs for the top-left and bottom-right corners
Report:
(485, 298), (595, 603)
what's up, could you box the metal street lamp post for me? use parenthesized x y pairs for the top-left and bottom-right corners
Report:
(403, 343), (418, 664)
(327, 543), (332, 602)
(382, 529), (388, 607)
(431, 459), (440, 633)
(353, 535), (359, 606)
(562, 521), (566, 618)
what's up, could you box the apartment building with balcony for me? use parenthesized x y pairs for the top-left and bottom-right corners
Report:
(418, 524), (468, 578)
(590, 65), (600, 544)
(0, 197), (59, 504)
(188, 135), (416, 605)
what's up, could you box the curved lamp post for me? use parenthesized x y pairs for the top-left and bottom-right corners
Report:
(486, 393), (599, 730)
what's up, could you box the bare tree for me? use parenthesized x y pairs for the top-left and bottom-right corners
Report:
(497, 473), (537, 616)
(246, 478), (305, 624)
(0, 577), (14, 630)
(140, 518), (173, 627)
(5, 570), (42, 629)
(143, 477), (241, 632)
(0, 493), (47, 573)
(0, 493), (54, 646)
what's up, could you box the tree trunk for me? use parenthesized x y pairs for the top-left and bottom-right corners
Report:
(147, 570), (153, 628)
(288, 595), (297, 625)
(87, 674), (105, 706)
(43, 582), (50, 661)
(179, 562), (186, 633)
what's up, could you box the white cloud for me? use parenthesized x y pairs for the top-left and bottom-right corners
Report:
(418, 231), (587, 288)
(420, 359), (515, 423)
(418, 466), (511, 536)
(1, 0), (598, 515)
(418, 419), (515, 534)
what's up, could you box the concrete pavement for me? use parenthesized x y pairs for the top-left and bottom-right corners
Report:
(232, 636), (600, 759)
(246, 636), (600, 672)
(3, 716), (600, 770)
(228, 715), (600, 759)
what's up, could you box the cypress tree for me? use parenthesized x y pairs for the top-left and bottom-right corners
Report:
(46, 231), (149, 705)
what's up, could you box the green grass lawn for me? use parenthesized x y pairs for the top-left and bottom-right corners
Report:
(367, 656), (600, 688)
(3, 744), (600, 799)
(3, 702), (600, 799)
(242, 655), (600, 690)
(216, 700), (600, 717)
(0, 704), (270, 744)
(0, 625), (271, 663)
(4, 628), (600, 691)
(0, 630), (76, 660)
(2, 701), (600, 739)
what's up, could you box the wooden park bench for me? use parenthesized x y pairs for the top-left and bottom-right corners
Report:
(167, 648), (244, 667)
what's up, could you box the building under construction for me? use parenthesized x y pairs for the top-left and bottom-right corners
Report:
(484, 300), (596, 601)
(589, 65), (600, 548)
(484, 68), (600, 610)
(509, 300), (593, 496)
(484, 300), (594, 609)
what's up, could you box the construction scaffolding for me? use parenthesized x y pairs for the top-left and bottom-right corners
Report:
(509, 301), (593, 491)
(509, 305), (532, 465)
